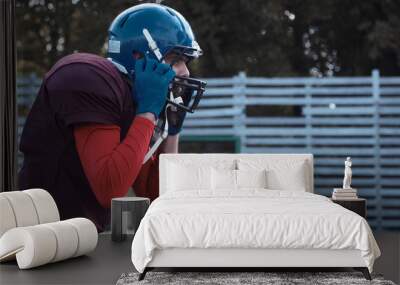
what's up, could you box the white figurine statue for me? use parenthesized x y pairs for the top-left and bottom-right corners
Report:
(342, 157), (352, 189)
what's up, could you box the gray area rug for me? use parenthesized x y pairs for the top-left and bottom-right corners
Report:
(116, 271), (396, 285)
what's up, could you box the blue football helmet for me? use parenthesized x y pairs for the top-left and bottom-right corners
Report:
(107, 3), (206, 113)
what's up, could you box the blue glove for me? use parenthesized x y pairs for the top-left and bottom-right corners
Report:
(134, 56), (176, 118)
(167, 108), (186, 135)
(167, 89), (193, 135)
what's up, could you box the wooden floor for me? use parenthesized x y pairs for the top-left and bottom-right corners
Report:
(0, 232), (398, 284)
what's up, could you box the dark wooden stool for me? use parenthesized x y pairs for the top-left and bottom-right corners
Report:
(111, 197), (150, 242)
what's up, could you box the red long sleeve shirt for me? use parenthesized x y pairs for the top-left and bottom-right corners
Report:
(73, 116), (160, 208)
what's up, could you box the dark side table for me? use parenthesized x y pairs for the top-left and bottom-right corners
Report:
(111, 197), (150, 242)
(331, 198), (366, 218)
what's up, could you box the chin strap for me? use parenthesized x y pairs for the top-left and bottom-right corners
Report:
(142, 92), (183, 164)
(142, 106), (169, 164)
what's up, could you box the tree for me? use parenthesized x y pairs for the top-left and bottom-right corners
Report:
(16, 0), (134, 75)
(16, 0), (400, 77)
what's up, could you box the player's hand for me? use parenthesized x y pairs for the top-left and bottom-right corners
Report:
(134, 55), (176, 118)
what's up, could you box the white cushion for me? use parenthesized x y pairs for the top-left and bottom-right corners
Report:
(0, 196), (17, 238)
(211, 169), (268, 191)
(238, 159), (308, 191)
(212, 169), (237, 190)
(236, 169), (267, 189)
(167, 162), (212, 191)
(0, 189), (98, 269)
(160, 154), (313, 195)
(161, 154), (237, 194)
(65, 218), (98, 257)
(42, 221), (79, 262)
(0, 189), (60, 238)
(266, 167), (307, 191)
(1, 191), (39, 227)
(0, 225), (57, 269)
(24, 189), (60, 224)
(0, 218), (98, 269)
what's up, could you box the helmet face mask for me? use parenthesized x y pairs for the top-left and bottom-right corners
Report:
(163, 47), (206, 114)
(169, 75), (206, 113)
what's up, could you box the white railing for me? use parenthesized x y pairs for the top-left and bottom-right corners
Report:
(17, 70), (400, 231)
